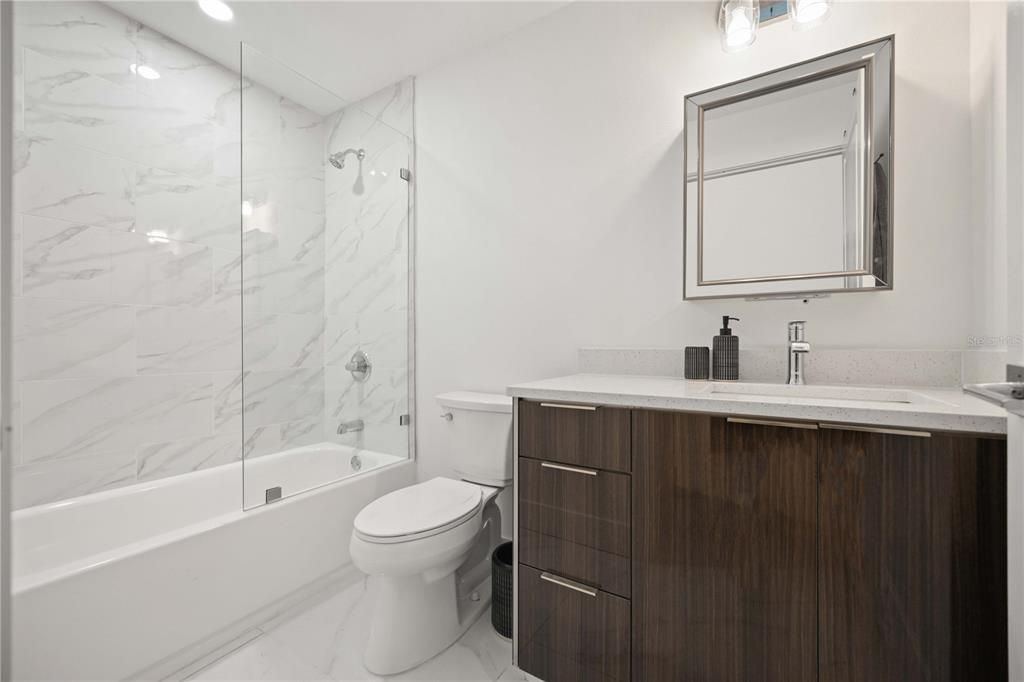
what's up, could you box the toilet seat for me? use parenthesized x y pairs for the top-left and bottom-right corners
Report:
(353, 478), (483, 545)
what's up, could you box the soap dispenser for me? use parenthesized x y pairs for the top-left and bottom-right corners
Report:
(712, 316), (740, 381)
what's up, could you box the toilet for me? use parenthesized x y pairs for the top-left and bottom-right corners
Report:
(349, 391), (513, 675)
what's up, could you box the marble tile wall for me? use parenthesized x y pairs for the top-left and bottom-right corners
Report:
(10, 2), (328, 508)
(323, 79), (414, 459)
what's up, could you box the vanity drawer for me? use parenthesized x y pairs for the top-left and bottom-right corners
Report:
(518, 456), (631, 597)
(518, 399), (631, 473)
(518, 564), (630, 682)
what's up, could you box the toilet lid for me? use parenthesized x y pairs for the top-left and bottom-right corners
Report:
(353, 477), (483, 540)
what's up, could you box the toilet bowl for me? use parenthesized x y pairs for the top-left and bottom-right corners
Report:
(349, 391), (513, 675)
(350, 478), (502, 674)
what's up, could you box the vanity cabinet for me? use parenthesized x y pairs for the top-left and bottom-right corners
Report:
(632, 411), (818, 681)
(515, 400), (1008, 682)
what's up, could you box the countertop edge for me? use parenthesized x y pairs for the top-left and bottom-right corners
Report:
(507, 385), (1008, 436)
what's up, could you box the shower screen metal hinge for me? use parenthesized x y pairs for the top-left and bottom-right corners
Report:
(400, 168), (411, 182)
(265, 486), (282, 504)
(399, 414), (411, 426)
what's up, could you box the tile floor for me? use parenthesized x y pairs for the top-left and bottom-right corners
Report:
(189, 574), (527, 681)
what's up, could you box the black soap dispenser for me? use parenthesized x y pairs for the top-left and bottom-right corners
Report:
(712, 316), (740, 381)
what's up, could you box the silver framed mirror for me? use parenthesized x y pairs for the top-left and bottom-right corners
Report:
(684, 36), (894, 300)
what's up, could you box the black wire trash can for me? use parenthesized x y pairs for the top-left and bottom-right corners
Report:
(491, 541), (513, 638)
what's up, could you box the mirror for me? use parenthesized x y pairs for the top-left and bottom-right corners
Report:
(684, 37), (893, 299)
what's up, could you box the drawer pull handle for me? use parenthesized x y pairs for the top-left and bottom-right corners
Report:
(540, 572), (598, 597)
(819, 423), (931, 438)
(539, 402), (598, 411)
(540, 462), (598, 476)
(727, 417), (818, 430)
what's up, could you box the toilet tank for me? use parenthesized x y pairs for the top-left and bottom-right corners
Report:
(436, 392), (513, 486)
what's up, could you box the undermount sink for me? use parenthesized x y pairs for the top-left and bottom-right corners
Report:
(699, 382), (948, 406)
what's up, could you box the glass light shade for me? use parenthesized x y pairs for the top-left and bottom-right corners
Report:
(789, 0), (832, 29)
(719, 0), (759, 52)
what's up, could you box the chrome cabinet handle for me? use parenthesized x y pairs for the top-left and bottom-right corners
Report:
(540, 461), (598, 476)
(819, 423), (931, 438)
(727, 417), (818, 430)
(539, 572), (598, 597)
(539, 402), (598, 411)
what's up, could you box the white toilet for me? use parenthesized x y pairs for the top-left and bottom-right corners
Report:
(349, 391), (513, 675)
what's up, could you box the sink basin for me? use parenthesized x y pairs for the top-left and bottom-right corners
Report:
(699, 382), (947, 406)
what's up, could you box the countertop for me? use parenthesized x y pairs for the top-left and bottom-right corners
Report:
(507, 374), (1008, 435)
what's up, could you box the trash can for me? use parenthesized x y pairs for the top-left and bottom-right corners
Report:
(491, 541), (513, 638)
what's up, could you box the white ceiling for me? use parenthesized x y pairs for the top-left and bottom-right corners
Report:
(110, 1), (566, 107)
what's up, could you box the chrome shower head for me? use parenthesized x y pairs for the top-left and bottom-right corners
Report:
(328, 148), (365, 170)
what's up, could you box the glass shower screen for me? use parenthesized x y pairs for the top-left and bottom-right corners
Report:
(239, 45), (413, 509)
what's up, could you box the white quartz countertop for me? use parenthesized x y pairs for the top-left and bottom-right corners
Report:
(507, 374), (1008, 435)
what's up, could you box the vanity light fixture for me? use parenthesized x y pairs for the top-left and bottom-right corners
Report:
(789, 0), (832, 29)
(198, 0), (234, 22)
(719, 0), (759, 52)
(129, 63), (160, 80)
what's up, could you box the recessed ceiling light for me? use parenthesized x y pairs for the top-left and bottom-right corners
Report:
(198, 0), (233, 22)
(129, 63), (161, 80)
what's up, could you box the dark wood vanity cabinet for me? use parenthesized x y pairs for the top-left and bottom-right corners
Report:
(632, 411), (818, 682)
(817, 428), (1008, 682)
(516, 400), (1008, 682)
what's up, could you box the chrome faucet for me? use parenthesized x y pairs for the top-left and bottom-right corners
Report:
(787, 321), (810, 385)
(337, 419), (364, 435)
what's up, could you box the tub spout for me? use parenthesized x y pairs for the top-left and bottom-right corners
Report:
(337, 419), (364, 435)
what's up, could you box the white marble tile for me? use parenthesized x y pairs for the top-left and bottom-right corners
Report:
(134, 99), (237, 186)
(326, 366), (407, 430)
(349, 77), (415, 140)
(137, 434), (240, 481)
(357, 309), (408, 370)
(244, 312), (324, 371)
(135, 167), (240, 252)
(325, 213), (408, 318)
(20, 374), (213, 463)
(242, 417), (324, 460)
(14, 136), (136, 230)
(110, 230), (213, 307)
(192, 577), (512, 682)
(13, 449), (137, 510)
(22, 47), (141, 161)
(324, 315), (360, 368)
(215, 369), (325, 436)
(136, 303), (241, 375)
(188, 632), (329, 681)
(135, 26), (240, 129)
(14, 1), (139, 88)
(14, 297), (134, 381)
(20, 214), (112, 302)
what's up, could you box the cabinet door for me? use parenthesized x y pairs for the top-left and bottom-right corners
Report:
(632, 411), (817, 682)
(818, 428), (1007, 682)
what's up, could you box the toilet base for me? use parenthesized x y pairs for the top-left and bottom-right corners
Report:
(363, 572), (492, 675)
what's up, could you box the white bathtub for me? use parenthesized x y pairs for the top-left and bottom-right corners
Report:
(12, 443), (414, 681)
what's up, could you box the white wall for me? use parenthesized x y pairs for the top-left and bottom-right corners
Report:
(413, 1), (974, 482)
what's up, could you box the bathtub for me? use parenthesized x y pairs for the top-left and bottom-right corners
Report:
(12, 443), (414, 681)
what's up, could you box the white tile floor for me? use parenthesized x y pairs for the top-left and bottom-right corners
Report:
(189, 575), (527, 681)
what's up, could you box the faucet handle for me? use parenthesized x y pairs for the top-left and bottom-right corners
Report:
(787, 320), (806, 342)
